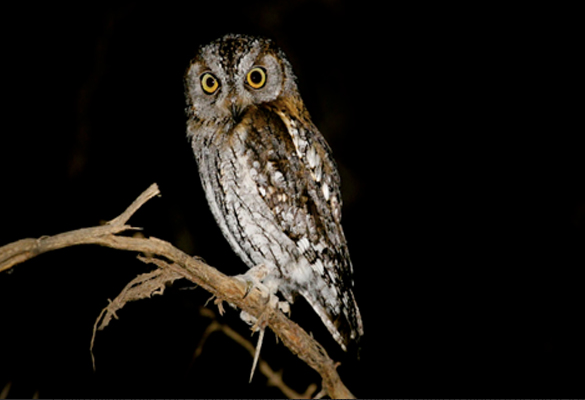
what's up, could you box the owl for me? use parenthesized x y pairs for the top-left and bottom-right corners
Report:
(184, 34), (363, 353)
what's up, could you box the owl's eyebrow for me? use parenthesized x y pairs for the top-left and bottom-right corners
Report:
(217, 40), (248, 70)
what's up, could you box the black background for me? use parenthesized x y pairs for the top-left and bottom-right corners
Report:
(0, 2), (583, 398)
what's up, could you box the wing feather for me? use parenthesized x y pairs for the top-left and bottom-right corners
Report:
(238, 104), (363, 349)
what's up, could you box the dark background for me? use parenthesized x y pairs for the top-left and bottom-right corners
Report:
(0, 2), (583, 398)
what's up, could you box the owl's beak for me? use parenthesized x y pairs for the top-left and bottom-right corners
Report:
(230, 103), (244, 121)
(225, 93), (246, 122)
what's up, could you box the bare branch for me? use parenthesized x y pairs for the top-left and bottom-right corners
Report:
(0, 381), (11, 400)
(90, 265), (184, 370)
(0, 183), (355, 399)
(107, 182), (160, 227)
(0, 183), (160, 273)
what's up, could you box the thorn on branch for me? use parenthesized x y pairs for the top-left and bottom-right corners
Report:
(195, 308), (317, 399)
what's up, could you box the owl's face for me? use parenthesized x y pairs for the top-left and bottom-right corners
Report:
(185, 34), (298, 124)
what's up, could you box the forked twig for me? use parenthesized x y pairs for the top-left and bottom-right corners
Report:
(0, 183), (355, 399)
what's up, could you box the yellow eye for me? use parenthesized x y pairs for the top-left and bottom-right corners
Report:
(200, 72), (219, 94)
(246, 67), (267, 89)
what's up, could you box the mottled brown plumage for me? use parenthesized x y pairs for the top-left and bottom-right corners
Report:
(184, 34), (363, 351)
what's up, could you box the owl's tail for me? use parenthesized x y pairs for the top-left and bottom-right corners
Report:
(302, 289), (364, 356)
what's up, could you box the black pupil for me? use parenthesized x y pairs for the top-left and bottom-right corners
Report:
(205, 76), (215, 88)
(250, 70), (262, 84)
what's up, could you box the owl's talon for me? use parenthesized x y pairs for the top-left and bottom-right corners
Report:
(278, 301), (291, 316)
(234, 274), (260, 300)
(235, 263), (272, 300)
(242, 279), (254, 299)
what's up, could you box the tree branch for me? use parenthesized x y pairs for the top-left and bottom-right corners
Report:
(194, 308), (319, 399)
(0, 183), (355, 399)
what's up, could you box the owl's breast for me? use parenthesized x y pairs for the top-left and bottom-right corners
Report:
(192, 105), (350, 307)
(192, 113), (302, 276)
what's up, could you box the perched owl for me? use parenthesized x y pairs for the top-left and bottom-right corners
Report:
(184, 34), (363, 352)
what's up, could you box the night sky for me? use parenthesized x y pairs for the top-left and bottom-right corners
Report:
(1, 2), (583, 398)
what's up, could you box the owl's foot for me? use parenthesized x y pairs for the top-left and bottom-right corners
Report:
(235, 265), (290, 323)
(234, 264), (271, 299)
(234, 265), (291, 382)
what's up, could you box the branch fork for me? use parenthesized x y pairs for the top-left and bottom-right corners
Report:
(0, 183), (355, 399)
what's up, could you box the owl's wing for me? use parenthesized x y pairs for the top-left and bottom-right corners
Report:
(241, 104), (363, 351)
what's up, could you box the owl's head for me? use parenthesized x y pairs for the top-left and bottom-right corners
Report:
(184, 34), (298, 124)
